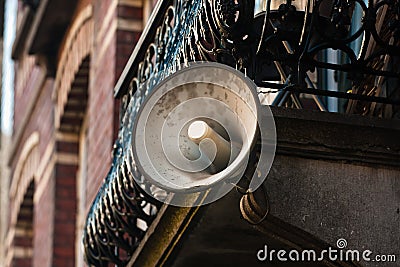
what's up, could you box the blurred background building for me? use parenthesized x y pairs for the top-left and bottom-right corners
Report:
(1, 0), (157, 266)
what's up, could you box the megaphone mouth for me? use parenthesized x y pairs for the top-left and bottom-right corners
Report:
(131, 62), (276, 206)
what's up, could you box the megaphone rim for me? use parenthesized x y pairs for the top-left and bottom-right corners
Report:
(132, 62), (261, 193)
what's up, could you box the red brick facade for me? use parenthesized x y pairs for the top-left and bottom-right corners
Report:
(6, 0), (146, 266)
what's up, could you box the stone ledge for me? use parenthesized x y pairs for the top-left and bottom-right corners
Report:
(271, 107), (400, 167)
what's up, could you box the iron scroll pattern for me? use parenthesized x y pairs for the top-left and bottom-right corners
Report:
(82, 0), (252, 265)
(250, 0), (400, 116)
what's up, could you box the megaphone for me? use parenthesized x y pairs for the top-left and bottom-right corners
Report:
(132, 62), (276, 207)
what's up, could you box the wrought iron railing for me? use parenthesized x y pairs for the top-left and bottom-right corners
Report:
(83, 0), (400, 265)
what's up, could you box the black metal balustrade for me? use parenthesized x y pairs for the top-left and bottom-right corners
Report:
(83, 0), (400, 265)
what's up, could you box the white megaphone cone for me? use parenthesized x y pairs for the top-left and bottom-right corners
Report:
(131, 62), (276, 207)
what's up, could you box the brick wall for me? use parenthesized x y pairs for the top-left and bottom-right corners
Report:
(8, 0), (145, 266)
(33, 171), (54, 267)
(13, 56), (36, 132)
(53, 161), (78, 267)
(26, 81), (55, 267)
(87, 0), (143, 209)
(7, 69), (54, 266)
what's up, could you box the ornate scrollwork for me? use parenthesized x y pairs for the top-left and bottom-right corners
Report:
(246, 0), (400, 115)
(119, 0), (258, 113)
